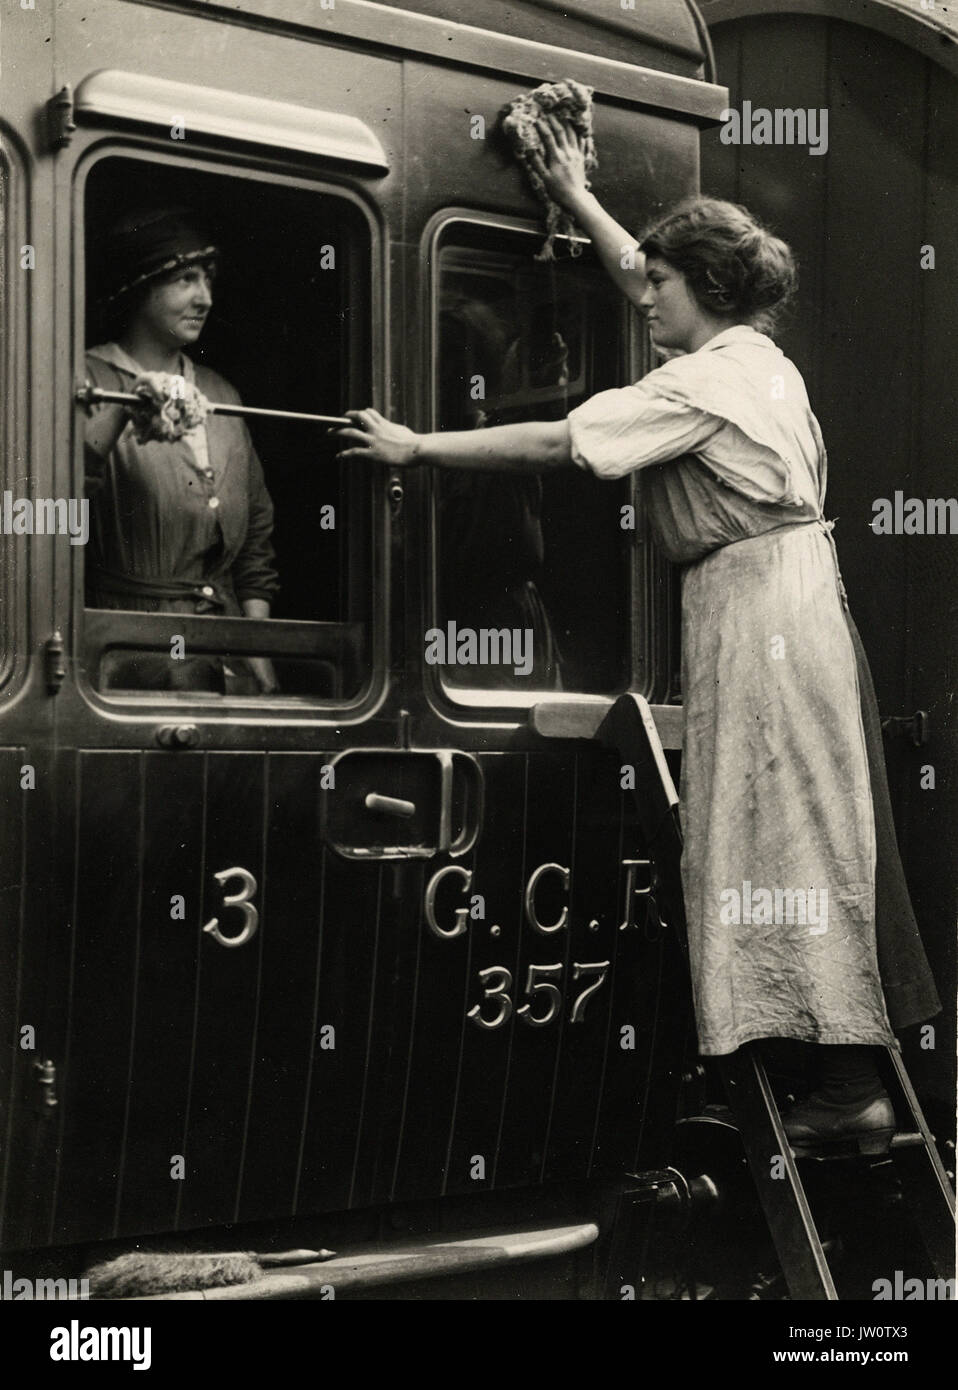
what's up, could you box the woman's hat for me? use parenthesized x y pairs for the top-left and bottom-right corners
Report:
(101, 207), (219, 305)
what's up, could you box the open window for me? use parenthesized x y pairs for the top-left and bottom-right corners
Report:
(431, 220), (638, 701)
(79, 154), (375, 706)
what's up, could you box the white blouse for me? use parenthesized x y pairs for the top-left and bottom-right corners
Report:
(567, 325), (825, 516)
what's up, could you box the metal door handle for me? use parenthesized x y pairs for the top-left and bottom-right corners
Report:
(324, 751), (483, 860)
(365, 792), (416, 818)
(437, 751), (477, 855)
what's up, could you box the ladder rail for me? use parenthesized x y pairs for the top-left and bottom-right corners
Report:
(720, 1046), (838, 1299)
(882, 1049), (956, 1280)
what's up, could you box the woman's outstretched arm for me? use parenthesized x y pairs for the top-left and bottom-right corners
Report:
(531, 116), (647, 310)
(336, 410), (572, 473)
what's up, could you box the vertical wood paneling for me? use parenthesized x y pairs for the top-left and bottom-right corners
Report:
(737, 17), (829, 402)
(901, 58), (958, 1101)
(703, 16), (926, 701)
(444, 754), (528, 1196)
(116, 753), (205, 1236)
(700, 26), (743, 201)
(26, 745), (62, 1248)
(821, 21), (925, 709)
(345, 862), (387, 1208)
(6, 745), (81, 1251)
(349, 854), (418, 1209)
(494, 752), (576, 1189)
(360, 861), (426, 1209)
(388, 851), (472, 1201)
(544, 754), (623, 1181)
(295, 851), (385, 1214)
(0, 748), (24, 1246)
(52, 752), (142, 1244)
(176, 753), (266, 1231)
(24, 738), (685, 1242)
(235, 754), (328, 1222)
(39, 748), (82, 1250)
(590, 862), (658, 1174)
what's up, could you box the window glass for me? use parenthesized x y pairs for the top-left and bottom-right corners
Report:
(434, 229), (632, 696)
(82, 156), (373, 702)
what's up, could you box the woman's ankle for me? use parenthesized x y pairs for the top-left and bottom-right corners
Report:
(816, 1044), (885, 1105)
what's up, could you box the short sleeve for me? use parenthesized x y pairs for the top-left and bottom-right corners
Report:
(567, 381), (723, 480)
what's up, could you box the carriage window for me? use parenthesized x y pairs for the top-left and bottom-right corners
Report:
(80, 156), (373, 703)
(433, 228), (632, 697)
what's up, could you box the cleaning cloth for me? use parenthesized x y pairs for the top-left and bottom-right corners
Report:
(501, 78), (597, 261)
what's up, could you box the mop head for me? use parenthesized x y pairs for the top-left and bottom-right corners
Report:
(84, 1245), (334, 1298)
(85, 1250), (260, 1299)
(500, 79), (597, 261)
(129, 372), (210, 444)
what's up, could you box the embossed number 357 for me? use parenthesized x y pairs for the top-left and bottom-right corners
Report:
(467, 961), (609, 1030)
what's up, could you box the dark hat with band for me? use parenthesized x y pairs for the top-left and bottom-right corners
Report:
(101, 207), (219, 305)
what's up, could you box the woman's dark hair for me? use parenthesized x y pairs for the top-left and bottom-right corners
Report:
(639, 197), (797, 336)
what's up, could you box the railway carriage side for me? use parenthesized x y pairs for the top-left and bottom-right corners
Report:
(0, 0), (727, 1293)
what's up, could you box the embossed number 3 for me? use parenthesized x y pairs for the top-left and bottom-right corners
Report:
(202, 867), (260, 949)
(467, 966), (514, 1030)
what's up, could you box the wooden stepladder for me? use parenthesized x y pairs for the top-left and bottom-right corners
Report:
(599, 693), (956, 1302)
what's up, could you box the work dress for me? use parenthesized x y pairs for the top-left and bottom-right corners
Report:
(568, 325), (939, 1056)
(84, 343), (279, 692)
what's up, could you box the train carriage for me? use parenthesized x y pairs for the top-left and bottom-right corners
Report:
(0, 0), (953, 1303)
(0, 0), (728, 1297)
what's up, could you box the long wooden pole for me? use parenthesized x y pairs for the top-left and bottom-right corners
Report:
(76, 383), (351, 428)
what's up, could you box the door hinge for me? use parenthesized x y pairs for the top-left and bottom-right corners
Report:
(47, 84), (76, 150)
(34, 1058), (58, 1109)
(44, 630), (66, 694)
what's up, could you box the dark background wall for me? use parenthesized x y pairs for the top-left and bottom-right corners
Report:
(700, 7), (957, 1107)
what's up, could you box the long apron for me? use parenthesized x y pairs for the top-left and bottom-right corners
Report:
(679, 519), (897, 1055)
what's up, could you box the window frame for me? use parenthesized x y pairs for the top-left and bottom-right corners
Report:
(0, 129), (31, 699)
(71, 139), (387, 726)
(420, 208), (667, 717)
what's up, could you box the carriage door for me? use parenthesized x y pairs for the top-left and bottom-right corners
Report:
(40, 113), (397, 1246)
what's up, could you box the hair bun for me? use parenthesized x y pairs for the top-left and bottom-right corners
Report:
(639, 197), (797, 336)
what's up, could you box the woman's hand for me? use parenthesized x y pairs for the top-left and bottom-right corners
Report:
(529, 115), (592, 214)
(335, 408), (420, 467)
(247, 655), (280, 696)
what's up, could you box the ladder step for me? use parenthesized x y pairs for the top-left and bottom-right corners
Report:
(791, 1130), (928, 1161)
(890, 1131), (932, 1151)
